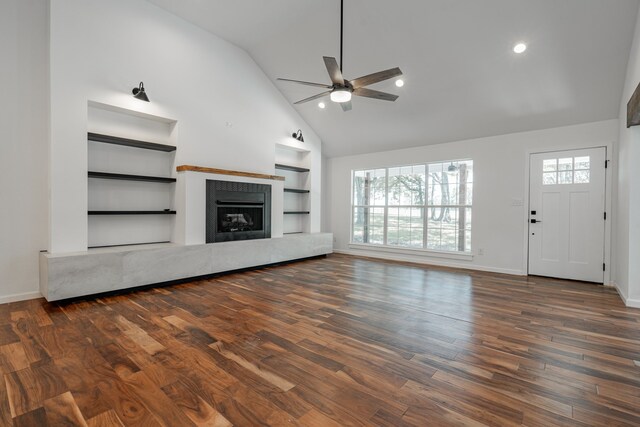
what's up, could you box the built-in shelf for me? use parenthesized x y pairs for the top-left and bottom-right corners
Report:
(275, 147), (311, 234)
(88, 171), (176, 183)
(88, 132), (176, 152)
(275, 164), (310, 173)
(88, 241), (171, 249)
(88, 210), (176, 215)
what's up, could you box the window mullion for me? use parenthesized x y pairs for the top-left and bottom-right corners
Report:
(383, 168), (389, 246)
(423, 163), (428, 249)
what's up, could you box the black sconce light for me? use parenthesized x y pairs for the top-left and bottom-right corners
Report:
(292, 129), (304, 142)
(132, 82), (150, 102)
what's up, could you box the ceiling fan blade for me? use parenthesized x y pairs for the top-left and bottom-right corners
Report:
(323, 56), (345, 86)
(350, 67), (403, 89)
(353, 87), (399, 102)
(294, 91), (332, 105)
(340, 101), (353, 112)
(277, 78), (332, 89)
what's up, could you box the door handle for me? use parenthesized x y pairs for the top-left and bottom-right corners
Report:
(530, 219), (541, 224)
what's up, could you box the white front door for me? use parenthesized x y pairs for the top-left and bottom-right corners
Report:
(528, 148), (606, 283)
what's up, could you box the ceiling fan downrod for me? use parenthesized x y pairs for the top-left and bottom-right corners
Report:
(340, 0), (344, 72)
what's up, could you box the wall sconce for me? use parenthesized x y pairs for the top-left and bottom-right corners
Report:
(132, 82), (150, 102)
(292, 129), (304, 142)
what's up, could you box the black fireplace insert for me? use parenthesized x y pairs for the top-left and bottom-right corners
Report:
(206, 181), (271, 242)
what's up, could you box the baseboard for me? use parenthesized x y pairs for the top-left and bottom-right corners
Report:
(0, 291), (42, 305)
(333, 249), (526, 276)
(609, 282), (640, 308)
(610, 281), (627, 304)
(627, 298), (640, 308)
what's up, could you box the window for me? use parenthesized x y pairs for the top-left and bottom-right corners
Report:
(543, 156), (590, 185)
(352, 169), (385, 245)
(427, 161), (473, 252)
(387, 165), (425, 248)
(351, 160), (473, 253)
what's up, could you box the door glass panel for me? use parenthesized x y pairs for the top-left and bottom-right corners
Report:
(558, 158), (573, 171)
(543, 172), (557, 185)
(558, 171), (573, 184)
(574, 156), (590, 170)
(543, 159), (557, 172)
(574, 170), (590, 184)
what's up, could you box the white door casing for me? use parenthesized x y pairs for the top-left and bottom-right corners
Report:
(528, 148), (606, 283)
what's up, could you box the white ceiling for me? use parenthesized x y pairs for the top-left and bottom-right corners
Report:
(147, 0), (639, 157)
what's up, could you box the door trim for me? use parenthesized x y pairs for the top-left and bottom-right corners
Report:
(522, 143), (613, 285)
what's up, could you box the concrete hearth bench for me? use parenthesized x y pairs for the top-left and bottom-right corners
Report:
(39, 233), (332, 301)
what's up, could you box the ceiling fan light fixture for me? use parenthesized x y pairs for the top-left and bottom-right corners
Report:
(277, 0), (402, 111)
(330, 89), (352, 103)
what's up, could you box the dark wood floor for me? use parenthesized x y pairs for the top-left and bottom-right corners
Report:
(1, 254), (639, 426)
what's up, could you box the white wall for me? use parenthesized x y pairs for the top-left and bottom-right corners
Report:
(49, 0), (322, 253)
(615, 6), (640, 307)
(325, 120), (618, 276)
(0, 0), (49, 303)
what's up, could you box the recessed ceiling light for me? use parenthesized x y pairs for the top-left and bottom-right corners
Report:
(513, 43), (527, 54)
(395, 79), (404, 88)
(318, 102), (326, 109)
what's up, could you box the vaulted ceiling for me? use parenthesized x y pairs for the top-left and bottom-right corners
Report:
(147, 0), (639, 157)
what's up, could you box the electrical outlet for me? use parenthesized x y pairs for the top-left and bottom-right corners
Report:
(478, 248), (484, 256)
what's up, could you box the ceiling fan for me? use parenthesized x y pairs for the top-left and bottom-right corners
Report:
(277, 0), (403, 112)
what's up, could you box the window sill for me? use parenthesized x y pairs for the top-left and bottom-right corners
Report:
(348, 243), (474, 261)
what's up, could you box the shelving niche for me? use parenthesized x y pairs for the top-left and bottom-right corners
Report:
(87, 102), (178, 248)
(275, 144), (311, 235)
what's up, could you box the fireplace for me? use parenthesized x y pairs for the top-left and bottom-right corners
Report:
(206, 180), (271, 242)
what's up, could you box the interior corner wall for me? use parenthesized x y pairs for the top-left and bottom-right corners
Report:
(321, 154), (332, 233)
(0, 0), (49, 303)
(616, 5), (640, 306)
(325, 120), (618, 276)
(48, 0), (322, 254)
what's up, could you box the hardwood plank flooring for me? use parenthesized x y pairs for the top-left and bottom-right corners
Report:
(1, 253), (639, 426)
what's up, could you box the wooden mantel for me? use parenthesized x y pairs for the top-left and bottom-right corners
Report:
(176, 165), (285, 181)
